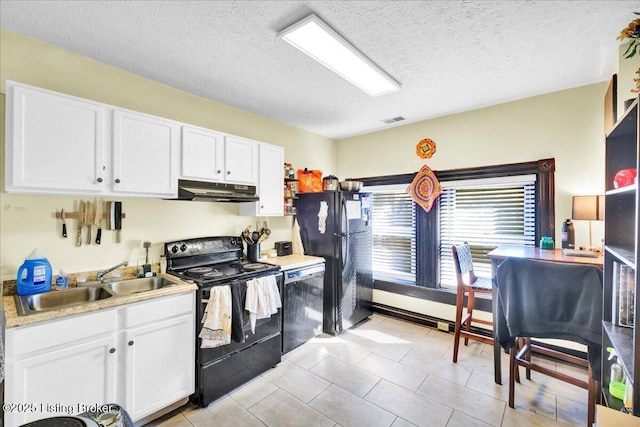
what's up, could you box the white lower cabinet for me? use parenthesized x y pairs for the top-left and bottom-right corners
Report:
(4, 292), (195, 427)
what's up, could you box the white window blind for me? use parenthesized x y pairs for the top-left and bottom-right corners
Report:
(371, 191), (416, 284)
(439, 177), (536, 289)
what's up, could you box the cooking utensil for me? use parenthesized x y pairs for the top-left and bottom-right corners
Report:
(252, 231), (260, 243)
(61, 209), (67, 238)
(95, 199), (103, 244)
(323, 175), (340, 191)
(339, 180), (363, 192)
(77, 200), (85, 246)
(106, 201), (113, 230)
(85, 201), (93, 244)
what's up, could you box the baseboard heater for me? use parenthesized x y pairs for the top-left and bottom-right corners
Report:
(372, 303), (587, 361)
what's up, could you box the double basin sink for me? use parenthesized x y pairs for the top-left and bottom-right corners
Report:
(14, 276), (179, 316)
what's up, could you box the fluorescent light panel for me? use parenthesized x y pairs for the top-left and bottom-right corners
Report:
(278, 14), (401, 96)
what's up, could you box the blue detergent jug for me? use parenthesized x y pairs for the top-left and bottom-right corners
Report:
(17, 248), (52, 296)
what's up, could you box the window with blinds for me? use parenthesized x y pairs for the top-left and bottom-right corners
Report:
(439, 178), (537, 289)
(371, 191), (416, 284)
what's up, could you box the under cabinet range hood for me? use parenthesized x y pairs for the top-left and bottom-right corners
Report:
(173, 179), (259, 202)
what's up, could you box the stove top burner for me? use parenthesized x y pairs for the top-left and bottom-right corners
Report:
(243, 263), (267, 271)
(188, 267), (213, 274)
(202, 270), (224, 278)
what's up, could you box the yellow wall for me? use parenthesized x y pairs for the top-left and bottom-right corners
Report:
(336, 80), (608, 319)
(0, 29), (335, 280)
(334, 41), (639, 318)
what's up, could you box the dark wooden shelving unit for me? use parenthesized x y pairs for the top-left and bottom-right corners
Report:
(602, 97), (639, 417)
(284, 178), (298, 215)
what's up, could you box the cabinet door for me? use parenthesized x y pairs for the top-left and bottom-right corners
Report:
(223, 135), (258, 185)
(180, 125), (224, 181)
(5, 82), (106, 194)
(239, 143), (285, 216)
(123, 314), (195, 421)
(112, 109), (179, 197)
(4, 335), (117, 426)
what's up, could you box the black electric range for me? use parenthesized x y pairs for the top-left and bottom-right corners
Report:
(164, 236), (283, 407)
(164, 236), (280, 286)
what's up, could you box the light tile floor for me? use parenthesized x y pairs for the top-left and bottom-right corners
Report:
(147, 313), (589, 427)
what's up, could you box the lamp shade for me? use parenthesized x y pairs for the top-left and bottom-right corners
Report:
(572, 195), (604, 221)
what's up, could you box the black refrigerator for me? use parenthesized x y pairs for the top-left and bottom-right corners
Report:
(294, 191), (373, 335)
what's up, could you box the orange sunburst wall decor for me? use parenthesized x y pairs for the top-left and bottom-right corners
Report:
(416, 138), (436, 159)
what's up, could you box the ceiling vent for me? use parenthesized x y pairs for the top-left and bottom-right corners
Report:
(381, 116), (405, 124)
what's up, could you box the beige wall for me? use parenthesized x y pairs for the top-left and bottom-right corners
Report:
(0, 30), (336, 280)
(336, 80), (608, 320)
(337, 83), (607, 245)
(334, 42), (639, 319)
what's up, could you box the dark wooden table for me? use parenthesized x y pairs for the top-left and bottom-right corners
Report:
(487, 246), (603, 384)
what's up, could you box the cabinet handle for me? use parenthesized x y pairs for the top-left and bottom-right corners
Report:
(96, 177), (103, 183)
(227, 171), (231, 175)
(217, 170), (222, 174)
(128, 340), (134, 346)
(115, 179), (121, 184)
(109, 348), (116, 354)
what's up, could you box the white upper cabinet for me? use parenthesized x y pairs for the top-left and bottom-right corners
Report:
(223, 135), (259, 185)
(180, 125), (224, 182)
(239, 143), (284, 216)
(5, 81), (178, 198)
(180, 127), (258, 186)
(5, 82), (107, 194)
(112, 109), (179, 197)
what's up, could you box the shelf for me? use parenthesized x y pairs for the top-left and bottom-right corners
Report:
(606, 184), (638, 196)
(607, 99), (637, 139)
(601, 386), (627, 412)
(284, 178), (298, 182)
(604, 321), (635, 382)
(606, 246), (637, 269)
(284, 196), (299, 200)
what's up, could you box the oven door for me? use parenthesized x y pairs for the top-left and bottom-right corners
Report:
(197, 273), (282, 365)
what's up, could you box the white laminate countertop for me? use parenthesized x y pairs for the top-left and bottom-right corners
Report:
(3, 274), (197, 329)
(260, 254), (325, 271)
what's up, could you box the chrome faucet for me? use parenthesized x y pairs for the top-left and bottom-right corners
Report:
(97, 261), (128, 282)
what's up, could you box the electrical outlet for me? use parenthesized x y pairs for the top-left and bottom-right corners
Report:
(437, 321), (449, 332)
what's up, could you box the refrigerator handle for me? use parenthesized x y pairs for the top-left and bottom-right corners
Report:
(341, 199), (349, 269)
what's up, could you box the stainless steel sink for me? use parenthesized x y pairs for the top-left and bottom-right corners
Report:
(103, 276), (177, 296)
(14, 286), (114, 316)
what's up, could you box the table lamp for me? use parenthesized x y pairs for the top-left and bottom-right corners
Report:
(571, 195), (604, 250)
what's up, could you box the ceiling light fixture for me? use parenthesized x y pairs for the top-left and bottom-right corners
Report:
(277, 14), (401, 97)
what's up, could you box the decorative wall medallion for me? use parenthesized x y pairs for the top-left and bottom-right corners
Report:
(416, 138), (436, 159)
(406, 164), (442, 212)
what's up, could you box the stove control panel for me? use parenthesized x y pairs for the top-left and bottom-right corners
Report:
(165, 236), (244, 259)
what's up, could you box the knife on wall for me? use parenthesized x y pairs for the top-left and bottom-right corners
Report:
(95, 199), (103, 244)
(85, 201), (93, 245)
(114, 201), (122, 243)
(61, 209), (67, 238)
(77, 200), (85, 246)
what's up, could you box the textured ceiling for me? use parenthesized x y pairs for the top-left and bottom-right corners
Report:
(0, 1), (636, 139)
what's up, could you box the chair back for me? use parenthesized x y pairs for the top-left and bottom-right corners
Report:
(452, 242), (478, 286)
(495, 256), (603, 378)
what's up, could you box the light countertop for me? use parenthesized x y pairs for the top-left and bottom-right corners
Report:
(260, 254), (325, 271)
(3, 273), (197, 329)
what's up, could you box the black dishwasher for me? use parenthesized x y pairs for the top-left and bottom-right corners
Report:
(282, 263), (325, 354)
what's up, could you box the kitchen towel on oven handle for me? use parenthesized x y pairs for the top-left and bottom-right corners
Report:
(200, 285), (232, 348)
(245, 275), (282, 333)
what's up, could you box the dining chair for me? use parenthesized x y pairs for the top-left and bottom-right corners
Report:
(495, 256), (603, 427)
(451, 242), (493, 363)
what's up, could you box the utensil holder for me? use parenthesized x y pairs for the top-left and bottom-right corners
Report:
(247, 244), (260, 262)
